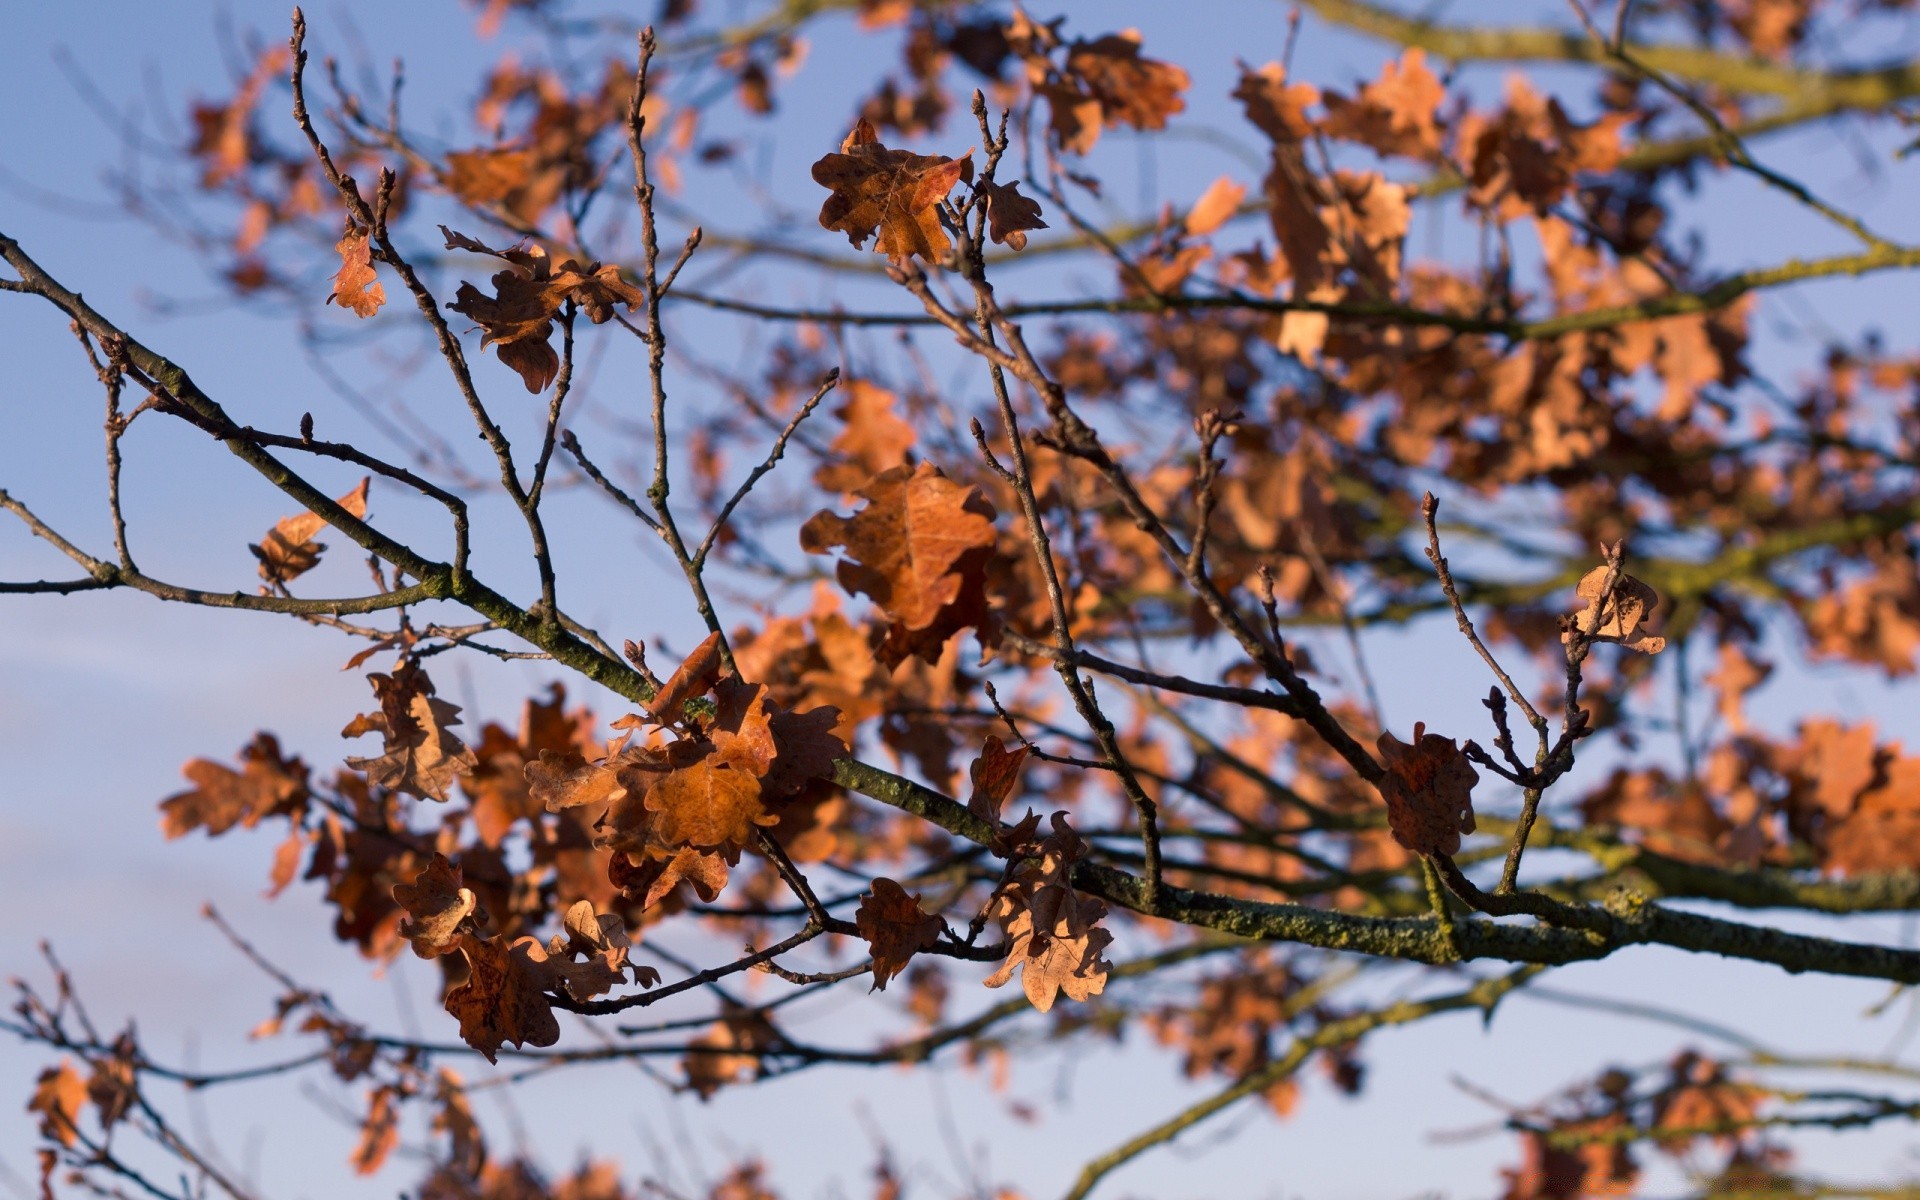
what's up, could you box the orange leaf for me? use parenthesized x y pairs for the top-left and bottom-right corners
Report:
(650, 631), (727, 722)
(328, 225), (386, 318)
(160, 733), (309, 839)
(812, 119), (972, 263)
(28, 1060), (87, 1147)
(1185, 176), (1246, 236)
(253, 478), (371, 584)
(982, 179), (1047, 250)
(800, 462), (999, 665)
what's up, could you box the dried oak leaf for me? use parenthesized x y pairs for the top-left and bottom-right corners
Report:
(685, 1006), (778, 1099)
(1564, 564), (1666, 654)
(1376, 722), (1479, 857)
(984, 813), (1113, 1012)
(708, 678), (847, 800)
(253, 477), (371, 584)
(444, 934), (561, 1063)
(966, 734), (1031, 824)
(85, 1037), (137, 1132)
(649, 631), (727, 723)
(343, 663), (480, 801)
(817, 380), (916, 494)
(645, 749), (774, 849)
(800, 461), (999, 665)
(1185, 176), (1247, 236)
(392, 853), (479, 959)
(812, 118), (973, 263)
(442, 226), (645, 392)
(527, 748), (628, 813)
(855, 878), (945, 991)
(1054, 32), (1189, 154)
(982, 179), (1047, 250)
(612, 844), (731, 909)
(1823, 758), (1920, 875)
(28, 1060), (87, 1147)
(328, 224), (386, 318)
(350, 1085), (401, 1175)
(1319, 48), (1446, 159)
(1233, 62), (1320, 145)
(442, 147), (540, 206)
(1653, 1051), (1765, 1149)
(160, 732), (310, 838)
(464, 685), (597, 847)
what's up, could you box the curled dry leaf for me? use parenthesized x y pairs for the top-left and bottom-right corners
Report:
(812, 118), (972, 263)
(392, 853), (479, 958)
(327, 224), (385, 318)
(966, 734), (1031, 824)
(442, 225), (646, 392)
(981, 179), (1047, 250)
(342, 662), (480, 802)
(854, 878), (945, 990)
(1376, 722), (1479, 857)
(350, 1085), (401, 1176)
(984, 813), (1113, 1012)
(253, 477), (371, 584)
(649, 631), (727, 723)
(1565, 564), (1667, 654)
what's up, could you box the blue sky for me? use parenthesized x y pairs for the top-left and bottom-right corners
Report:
(5, 3), (1920, 1198)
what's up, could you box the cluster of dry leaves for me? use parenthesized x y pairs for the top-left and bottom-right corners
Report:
(18, 1), (1920, 1198)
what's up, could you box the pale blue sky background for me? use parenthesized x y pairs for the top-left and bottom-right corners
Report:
(5, 3), (1920, 1199)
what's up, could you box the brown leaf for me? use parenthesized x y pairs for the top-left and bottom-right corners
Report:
(328, 225), (385, 318)
(1565, 564), (1667, 654)
(442, 147), (539, 206)
(1052, 32), (1188, 154)
(684, 1007), (777, 1098)
(160, 732), (310, 839)
(1319, 49), (1446, 159)
(982, 179), (1046, 250)
(443, 934), (562, 1063)
(350, 1085), (401, 1176)
(443, 227), (645, 392)
(392, 853), (479, 959)
(817, 381), (917, 493)
(983, 813), (1113, 1012)
(854, 878), (944, 990)
(800, 462), (999, 665)
(1233, 62), (1319, 145)
(527, 748), (629, 813)
(812, 119), (972, 263)
(28, 1060), (87, 1147)
(644, 751), (772, 849)
(966, 735), (1030, 824)
(615, 845), (732, 909)
(343, 664), (480, 801)
(1376, 722), (1479, 857)
(253, 478), (372, 584)
(650, 631), (727, 722)
(85, 1037), (137, 1132)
